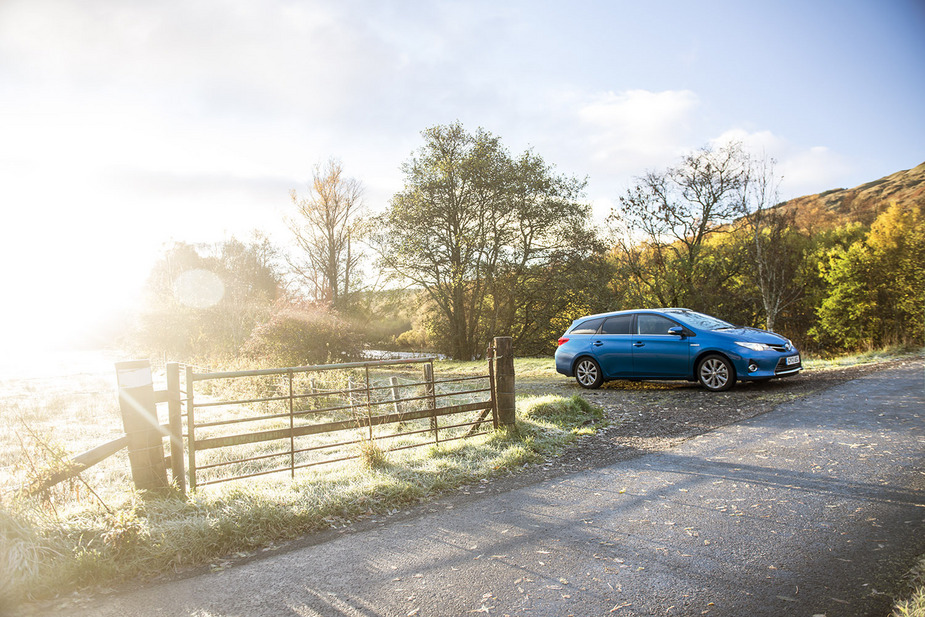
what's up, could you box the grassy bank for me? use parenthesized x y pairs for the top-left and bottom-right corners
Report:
(1, 387), (602, 607)
(893, 556), (925, 617)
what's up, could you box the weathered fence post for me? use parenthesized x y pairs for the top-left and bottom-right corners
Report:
(166, 362), (186, 496)
(389, 377), (402, 415)
(115, 360), (169, 493)
(493, 337), (516, 427)
(186, 364), (197, 491)
(364, 365), (374, 442)
(423, 362), (438, 441)
(288, 369), (295, 478)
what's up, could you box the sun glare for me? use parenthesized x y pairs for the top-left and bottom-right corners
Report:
(0, 233), (149, 356)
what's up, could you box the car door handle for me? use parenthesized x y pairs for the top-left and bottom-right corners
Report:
(633, 342), (645, 347)
(592, 341), (603, 346)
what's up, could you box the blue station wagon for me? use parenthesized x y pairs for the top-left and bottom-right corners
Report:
(554, 308), (802, 392)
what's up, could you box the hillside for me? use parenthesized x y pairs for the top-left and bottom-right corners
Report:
(777, 161), (925, 230)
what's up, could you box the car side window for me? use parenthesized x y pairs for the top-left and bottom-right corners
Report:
(600, 314), (633, 334)
(570, 317), (604, 335)
(636, 314), (678, 335)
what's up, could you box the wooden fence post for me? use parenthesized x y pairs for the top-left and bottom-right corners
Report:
(288, 369), (295, 478)
(364, 365), (373, 442)
(186, 364), (197, 491)
(115, 360), (169, 493)
(166, 362), (186, 496)
(389, 376), (402, 414)
(493, 337), (516, 427)
(423, 362), (438, 441)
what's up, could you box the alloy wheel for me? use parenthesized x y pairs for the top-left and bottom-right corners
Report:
(575, 358), (602, 389)
(699, 356), (732, 391)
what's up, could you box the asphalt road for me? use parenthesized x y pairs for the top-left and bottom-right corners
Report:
(41, 361), (925, 617)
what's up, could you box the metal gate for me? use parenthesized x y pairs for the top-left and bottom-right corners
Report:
(182, 356), (497, 488)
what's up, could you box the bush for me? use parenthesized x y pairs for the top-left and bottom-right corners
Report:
(243, 304), (361, 367)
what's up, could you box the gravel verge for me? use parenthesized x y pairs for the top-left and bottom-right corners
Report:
(502, 356), (923, 488)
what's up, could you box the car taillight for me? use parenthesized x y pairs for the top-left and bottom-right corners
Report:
(557, 337), (569, 346)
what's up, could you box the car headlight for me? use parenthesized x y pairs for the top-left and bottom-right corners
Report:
(736, 341), (772, 352)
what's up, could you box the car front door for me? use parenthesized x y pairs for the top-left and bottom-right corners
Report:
(632, 314), (691, 378)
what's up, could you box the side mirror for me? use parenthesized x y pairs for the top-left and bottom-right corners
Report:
(668, 326), (685, 336)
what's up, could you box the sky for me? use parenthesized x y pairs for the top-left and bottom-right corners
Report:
(1, 0), (923, 351)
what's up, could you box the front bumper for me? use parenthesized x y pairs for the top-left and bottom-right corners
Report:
(737, 351), (802, 380)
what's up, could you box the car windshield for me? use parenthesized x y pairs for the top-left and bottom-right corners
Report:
(670, 310), (734, 331)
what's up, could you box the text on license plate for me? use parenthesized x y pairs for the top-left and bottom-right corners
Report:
(786, 355), (801, 366)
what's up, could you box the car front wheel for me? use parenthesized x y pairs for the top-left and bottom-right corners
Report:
(698, 355), (735, 392)
(574, 357), (603, 389)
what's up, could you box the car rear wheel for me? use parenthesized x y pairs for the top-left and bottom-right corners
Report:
(574, 357), (603, 389)
(698, 355), (735, 392)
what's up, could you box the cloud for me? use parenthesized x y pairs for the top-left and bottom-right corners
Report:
(577, 89), (700, 173)
(709, 128), (786, 157)
(776, 147), (853, 198)
(710, 128), (853, 198)
(565, 115), (857, 221)
(0, 0), (408, 125)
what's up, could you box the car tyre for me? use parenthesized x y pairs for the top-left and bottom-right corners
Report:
(574, 357), (603, 389)
(698, 354), (735, 392)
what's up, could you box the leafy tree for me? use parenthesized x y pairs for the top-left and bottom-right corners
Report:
(481, 149), (607, 354)
(770, 222), (868, 349)
(374, 122), (600, 359)
(813, 203), (925, 350)
(288, 159), (365, 310)
(518, 252), (617, 354)
(865, 203), (925, 340)
(218, 235), (283, 345)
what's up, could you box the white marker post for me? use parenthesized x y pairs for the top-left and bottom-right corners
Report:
(116, 360), (168, 493)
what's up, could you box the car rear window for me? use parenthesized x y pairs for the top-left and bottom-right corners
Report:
(601, 314), (633, 334)
(570, 317), (604, 334)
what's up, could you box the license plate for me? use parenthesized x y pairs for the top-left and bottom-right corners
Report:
(786, 354), (801, 366)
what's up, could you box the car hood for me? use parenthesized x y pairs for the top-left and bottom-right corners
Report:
(711, 327), (790, 345)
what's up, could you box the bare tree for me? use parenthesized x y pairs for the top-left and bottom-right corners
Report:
(741, 156), (810, 331)
(609, 143), (811, 331)
(288, 159), (365, 310)
(608, 142), (750, 308)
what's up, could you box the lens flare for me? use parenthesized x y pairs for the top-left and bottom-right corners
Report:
(172, 269), (224, 308)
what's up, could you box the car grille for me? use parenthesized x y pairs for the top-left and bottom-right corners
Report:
(768, 344), (789, 352)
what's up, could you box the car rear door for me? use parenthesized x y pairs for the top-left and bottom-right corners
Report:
(591, 314), (634, 378)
